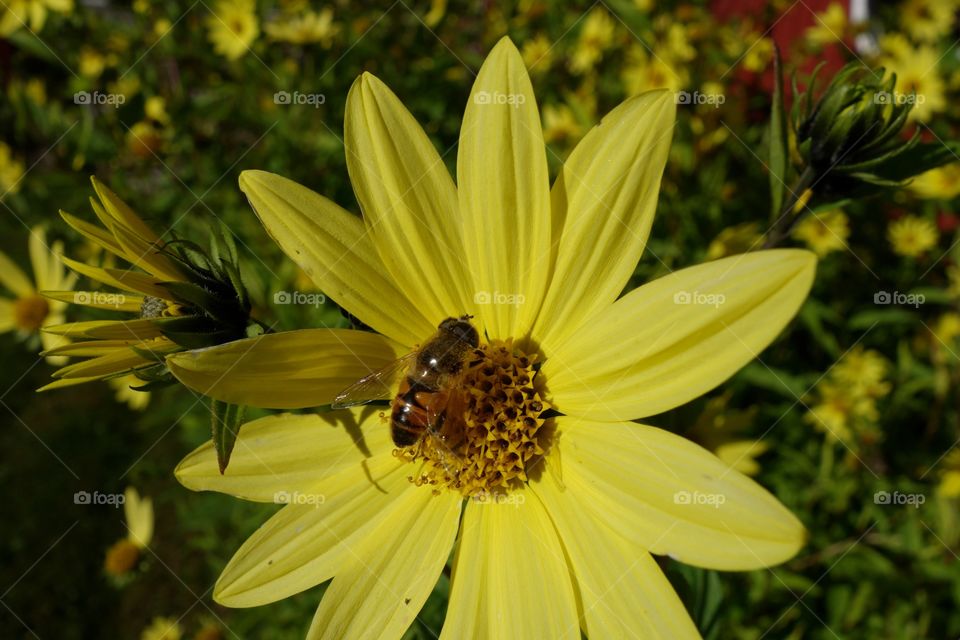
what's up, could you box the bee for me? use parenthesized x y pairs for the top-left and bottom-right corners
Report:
(331, 315), (480, 449)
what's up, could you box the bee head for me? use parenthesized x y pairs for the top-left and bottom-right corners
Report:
(439, 316), (479, 347)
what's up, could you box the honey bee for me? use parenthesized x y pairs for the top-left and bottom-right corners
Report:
(331, 315), (480, 449)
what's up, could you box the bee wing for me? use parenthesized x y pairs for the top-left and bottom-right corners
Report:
(330, 352), (417, 409)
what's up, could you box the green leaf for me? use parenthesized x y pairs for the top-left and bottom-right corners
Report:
(769, 46), (789, 219)
(211, 399), (245, 474)
(848, 308), (918, 329)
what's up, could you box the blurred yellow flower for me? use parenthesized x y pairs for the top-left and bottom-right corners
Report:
(141, 617), (181, 640)
(105, 487), (154, 576)
(0, 142), (26, 198)
(716, 440), (769, 476)
(706, 221), (762, 259)
(542, 103), (583, 145)
(663, 23), (695, 63)
(742, 37), (774, 73)
(0, 226), (76, 365)
(0, 0), (73, 36)
(833, 346), (891, 397)
(888, 215), (939, 258)
(806, 347), (889, 444)
(793, 209), (850, 256)
(424, 0), (445, 27)
(109, 374), (151, 410)
(909, 164), (960, 200)
(145, 96), (171, 125)
(126, 120), (164, 158)
(902, 0), (957, 42)
(805, 2), (846, 45)
(265, 8), (338, 46)
(570, 8), (614, 74)
(938, 450), (960, 498)
(521, 34), (553, 72)
(880, 42), (946, 121)
(206, 0), (259, 61)
(623, 45), (683, 93)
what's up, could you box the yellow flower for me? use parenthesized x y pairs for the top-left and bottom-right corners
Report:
(742, 37), (774, 73)
(793, 209), (850, 256)
(880, 42), (947, 121)
(206, 0), (259, 61)
(126, 120), (164, 158)
(931, 312), (960, 347)
(623, 44), (684, 94)
(79, 48), (106, 78)
(832, 346), (891, 397)
(706, 222), (762, 259)
(542, 103), (582, 145)
(938, 450), (960, 498)
(0, 142), (25, 198)
(0, 0), (72, 36)
(806, 347), (890, 444)
(145, 96), (171, 125)
(265, 8), (338, 46)
(805, 2), (846, 45)
(172, 38), (814, 638)
(110, 374), (151, 410)
(521, 34), (553, 73)
(105, 486), (154, 576)
(663, 23), (695, 63)
(141, 617), (181, 640)
(570, 8), (615, 74)
(909, 164), (960, 199)
(902, 0), (958, 42)
(888, 215), (939, 258)
(715, 440), (769, 477)
(0, 226), (76, 365)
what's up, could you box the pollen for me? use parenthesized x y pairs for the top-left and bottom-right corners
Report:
(396, 339), (548, 498)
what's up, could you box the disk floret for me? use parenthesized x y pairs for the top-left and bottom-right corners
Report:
(398, 339), (548, 497)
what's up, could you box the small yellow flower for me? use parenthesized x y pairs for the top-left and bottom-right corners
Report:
(909, 164), (960, 200)
(793, 209), (850, 256)
(171, 38), (815, 638)
(938, 450), (960, 498)
(706, 222), (762, 259)
(104, 487), (154, 576)
(902, 0), (958, 42)
(206, 0), (259, 61)
(79, 48), (106, 78)
(570, 8), (615, 74)
(888, 215), (939, 258)
(0, 226), (76, 364)
(126, 120), (164, 158)
(140, 616), (181, 640)
(805, 2), (846, 45)
(265, 8), (338, 47)
(0, 0), (73, 36)
(521, 34), (553, 73)
(715, 440), (769, 477)
(832, 346), (891, 398)
(806, 347), (889, 445)
(623, 45), (684, 94)
(145, 96), (171, 125)
(0, 142), (25, 198)
(880, 41), (947, 121)
(742, 37), (774, 73)
(663, 23), (695, 63)
(542, 103), (583, 145)
(931, 312), (960, 346)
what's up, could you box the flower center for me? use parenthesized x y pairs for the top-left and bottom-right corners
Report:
(13, 295), (49, 332)
(395, 339), (549, 498)
(104, 538), (141, 576)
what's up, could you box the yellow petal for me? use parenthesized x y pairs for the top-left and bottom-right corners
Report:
(442, 488), (578, 639)
(458, 37), (551, 340)
(545, 250), (816, 420)
(212, 455), (410, 607)
(0, 248), (34, 297)
(533, 473), (699, 639)
(0, 298), (14, 332)
(176, 407), (395, 502)
(167, 328), (406, 408)
(307, 489), (461, 640)
(29, 226), (50, 291)
(52, 347), (165, 379)
(60, 256), (169, 299)
(91, 177), (164, 245)
(44, 319), (164, 340)
(532, 90), (675, 350)
(345, 73), (472, 323)
(553, 416), (806, 570)
(44, 338), (165, 357)
(124, 487), (154, 548)
(60, 209), (124, 256)
(239, 170), (433, 346)
(37, 375), (100, 391)
(44, 290), (143, 312)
